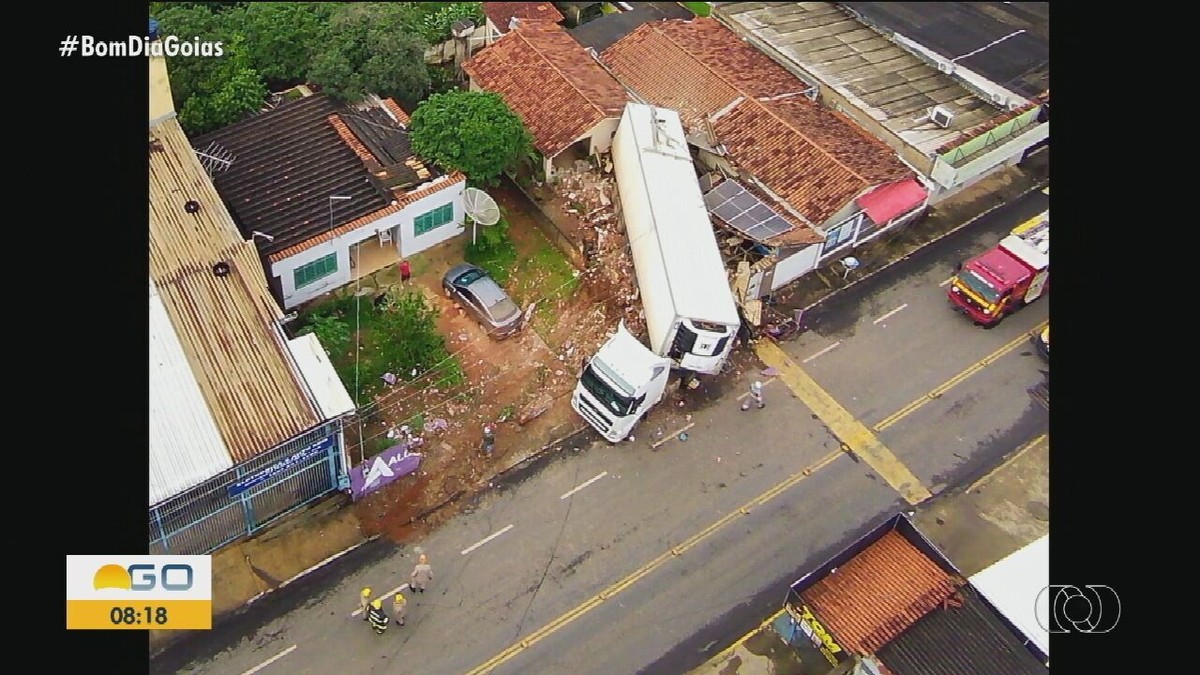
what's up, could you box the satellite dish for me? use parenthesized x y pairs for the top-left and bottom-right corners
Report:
(463, 187), (500, 246)
(452, 19), (476, 38)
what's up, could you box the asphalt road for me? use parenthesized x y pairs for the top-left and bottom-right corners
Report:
(151, 188), (1049, 675)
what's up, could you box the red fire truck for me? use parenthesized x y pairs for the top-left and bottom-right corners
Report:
(948, 210), (1049, 327)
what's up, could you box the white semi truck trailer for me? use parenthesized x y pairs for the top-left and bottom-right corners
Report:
(572, 103), (741, 442)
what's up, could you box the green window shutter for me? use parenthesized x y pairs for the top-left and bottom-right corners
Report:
(294, 253), (338, 289)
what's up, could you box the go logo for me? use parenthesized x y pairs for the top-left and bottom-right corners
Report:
(1035, 584), (1120, 634)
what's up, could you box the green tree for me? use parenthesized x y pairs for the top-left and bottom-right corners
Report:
(410, 91), (533, 185)
(371, 288), (463, 391)
(308, 4), (431, 105)
(155, 4), (230, 106)
(178, 35), (268, 135)
(237, 2), (332, 86)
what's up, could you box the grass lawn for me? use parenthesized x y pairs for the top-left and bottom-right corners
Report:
(294, 287), (463, 407)
(506, 228), (581, 343)
(681, 2), (712, 17)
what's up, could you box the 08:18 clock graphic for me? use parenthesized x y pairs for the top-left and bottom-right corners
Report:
(66, 555), (212, 630)
(109, 605), (172, 626)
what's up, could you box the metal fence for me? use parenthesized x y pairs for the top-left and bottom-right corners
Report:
(149, 422), (346, 556)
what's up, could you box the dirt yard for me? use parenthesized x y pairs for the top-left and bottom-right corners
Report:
(346, 185), (645, 543)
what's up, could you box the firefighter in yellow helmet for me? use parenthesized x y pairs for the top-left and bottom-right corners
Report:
(366, 598), (390, 635)
(358, 587), (372, 620)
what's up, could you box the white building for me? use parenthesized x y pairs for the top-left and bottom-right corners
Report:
(193, 92), (467, 310)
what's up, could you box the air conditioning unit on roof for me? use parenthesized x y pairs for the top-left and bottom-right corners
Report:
(929, 106), (954, 129)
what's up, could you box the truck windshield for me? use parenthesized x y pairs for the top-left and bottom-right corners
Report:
(580, 364), (636, 417)
(959, 269), (1002, 303)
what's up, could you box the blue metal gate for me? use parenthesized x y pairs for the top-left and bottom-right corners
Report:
(149, 422), (346, 555)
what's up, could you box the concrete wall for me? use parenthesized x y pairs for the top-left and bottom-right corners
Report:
(770, 244), (821, 292)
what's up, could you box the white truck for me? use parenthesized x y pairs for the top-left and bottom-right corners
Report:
(572, 103), (741, 442)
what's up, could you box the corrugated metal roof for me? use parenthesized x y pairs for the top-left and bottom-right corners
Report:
(286, 333), (355, 419)
(970, 534), (1050, 657)
(149, 279), (234, 506)
(877, 584), (1049, 675)
(149, 116), (321, 464)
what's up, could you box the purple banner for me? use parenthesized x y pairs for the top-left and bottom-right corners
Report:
(349, 444), (423, 501)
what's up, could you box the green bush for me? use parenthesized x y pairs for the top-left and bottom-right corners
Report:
(297, 287), (463, 404)
(464, 217), (519, 284)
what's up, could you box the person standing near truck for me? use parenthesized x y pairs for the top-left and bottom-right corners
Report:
(366, 599), (390, 635)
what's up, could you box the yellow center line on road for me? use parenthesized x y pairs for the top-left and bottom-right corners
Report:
(756, 340), (931, 506)
(464, 450), (844, 675)
(873, 320), (1048, 433)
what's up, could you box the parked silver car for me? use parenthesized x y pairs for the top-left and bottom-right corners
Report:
(442, 263), (523, 339)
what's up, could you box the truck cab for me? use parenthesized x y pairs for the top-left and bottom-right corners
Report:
(949, 211), (1049, 326)
(572, 322), (672, 442)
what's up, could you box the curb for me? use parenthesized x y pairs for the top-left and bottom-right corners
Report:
(214, 423), (590, 622)
(799, 180), (1049, 314)
(241, 534), (382, 609)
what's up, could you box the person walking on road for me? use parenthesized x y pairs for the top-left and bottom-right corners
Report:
(366, 599), (390, 635)
(358, 587), (372, 620)
(410, 554), (433, 593)
(741, 381), (765, 411)
(392, 591), (407, 627)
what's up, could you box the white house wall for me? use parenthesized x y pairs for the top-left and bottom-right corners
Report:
(585, 117), (621, 155)
(770, 244), (821, 291)
(273, 179), (465, 308)
(399, 178), (467, 257)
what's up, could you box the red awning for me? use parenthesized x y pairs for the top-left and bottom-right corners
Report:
(857, 178), (928, 225)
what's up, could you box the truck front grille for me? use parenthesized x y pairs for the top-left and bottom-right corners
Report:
(577, 396), (612, 431)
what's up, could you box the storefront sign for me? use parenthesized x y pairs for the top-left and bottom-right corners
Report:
(348, 443), (422, 501)
(228, 435), (334, 497)
(788, 602), (847, 665)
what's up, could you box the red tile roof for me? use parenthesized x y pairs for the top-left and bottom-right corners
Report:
(483, 2), (564, 33)
(801, 530), (961, 656)
(328, 114), (377, 164)
(463, 20), (629, 157)
(603, 18), (913, 225)
(267, 171), (466, 262)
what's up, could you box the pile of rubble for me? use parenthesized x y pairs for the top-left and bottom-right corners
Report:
(555, 158), (646, 341)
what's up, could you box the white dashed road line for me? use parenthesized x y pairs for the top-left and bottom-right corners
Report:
(873, 303), (908, 325)
(350, 583), (411, 617)
(802, 341), (841, 364)
(939, 277), (954, 287)
(242, 645), (297, 675)
(561, 472), (608, 500)
(461, 524), (514, 555)
(651, 422), (696, 449)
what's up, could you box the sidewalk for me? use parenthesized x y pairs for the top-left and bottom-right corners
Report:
(151, 154), (1048, 657)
